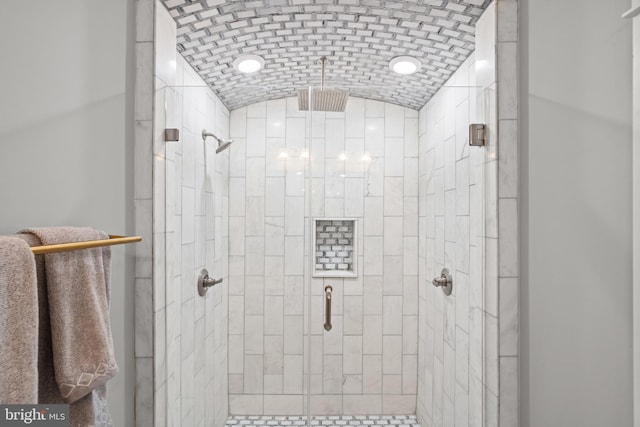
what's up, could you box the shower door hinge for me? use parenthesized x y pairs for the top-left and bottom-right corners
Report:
(469, 124), (486, 146)
(164, 128), (180, 142)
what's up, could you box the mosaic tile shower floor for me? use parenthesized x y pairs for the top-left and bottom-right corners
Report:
(226, 415), (420, 427)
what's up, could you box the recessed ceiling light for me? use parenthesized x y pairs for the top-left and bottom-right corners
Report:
(389, 56), (422, 75)
(233, 54), (264, 74)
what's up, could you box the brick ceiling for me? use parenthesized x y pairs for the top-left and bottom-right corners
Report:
(160, 0), (492, 110)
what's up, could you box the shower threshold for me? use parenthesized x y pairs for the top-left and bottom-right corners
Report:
(226, 415), (420, 427)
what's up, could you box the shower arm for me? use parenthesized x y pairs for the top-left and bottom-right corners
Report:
(320, 56), (326, 92)
(202, 129), (233, 154)
(202, 129), (224, 145)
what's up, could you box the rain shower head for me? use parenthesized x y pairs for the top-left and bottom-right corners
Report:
(297, 57), (348, 112)
(297, 88), (349, 112)
(202, 129), (233, 154)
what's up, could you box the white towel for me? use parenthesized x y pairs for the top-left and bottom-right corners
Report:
(0, 235), (39, 404)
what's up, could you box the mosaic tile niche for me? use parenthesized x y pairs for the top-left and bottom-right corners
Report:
(313, 219), (358, 278)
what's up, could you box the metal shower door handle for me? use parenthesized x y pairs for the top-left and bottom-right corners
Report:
(324, 285), (333, 331)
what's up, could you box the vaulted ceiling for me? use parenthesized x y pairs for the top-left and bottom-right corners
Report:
(160, 0), (492, 110)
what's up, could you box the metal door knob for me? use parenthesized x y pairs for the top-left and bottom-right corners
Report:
(432, 268), (453, 296)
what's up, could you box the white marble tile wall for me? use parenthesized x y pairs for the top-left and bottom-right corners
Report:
(161, 59), (230, 427)
(148, 3), (230, 427)
(495, 1), (519, 426)
(417, 2), (520, 426)
(416, 51), (486, 427)
(134, 0), (156, 426)
(229, 97), (419, 415)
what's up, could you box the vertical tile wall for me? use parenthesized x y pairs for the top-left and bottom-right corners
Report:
(149, 3), (230, 427)
(134, 0), (156, 425)
(417, 2), (520, 426)
(228, 97), (419, 415)
(416, 51), (488, 427)
(495, 1), (519, 425)
(160, 59), (230, 427)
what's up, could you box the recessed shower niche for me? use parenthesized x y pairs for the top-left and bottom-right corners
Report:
(312, 218), (357, 278)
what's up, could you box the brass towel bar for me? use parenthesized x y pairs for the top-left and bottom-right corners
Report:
(30, 235), (142, 255)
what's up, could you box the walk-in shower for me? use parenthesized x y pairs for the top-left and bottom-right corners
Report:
(143, 0), (508, 426)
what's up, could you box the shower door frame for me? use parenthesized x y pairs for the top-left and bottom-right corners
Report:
(630, 2), (640, 425)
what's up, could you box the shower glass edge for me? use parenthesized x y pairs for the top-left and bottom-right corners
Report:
(161, 84), (231, 427)
(303, 83), (489, 427)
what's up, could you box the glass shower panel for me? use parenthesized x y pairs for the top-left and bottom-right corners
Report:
(160, 85), (230, 427)
(304, 84), (488, 426)
(154, 82), (491, 427)
(206, 93), (312, 420)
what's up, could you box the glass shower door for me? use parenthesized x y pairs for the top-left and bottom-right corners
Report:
(305, 89), (422, 417)
(224, 94), (313, 420)
(304, 83), (489, 426)
(160, 84), (230, 427)
(155, 80), (492, 427)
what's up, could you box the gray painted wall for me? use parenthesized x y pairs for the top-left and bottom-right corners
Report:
(0, 1), (135, 426)
(522, 0), (633, 426)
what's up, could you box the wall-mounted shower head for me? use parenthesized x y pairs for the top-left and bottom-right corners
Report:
(215, 140), (232, 153)
(202, 129), (233, 154)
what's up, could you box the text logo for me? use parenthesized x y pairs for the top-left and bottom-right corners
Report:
(0, 405), (68, 426)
